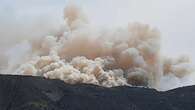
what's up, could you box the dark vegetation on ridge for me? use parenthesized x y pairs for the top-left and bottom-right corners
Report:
(0, 75), (195, 110)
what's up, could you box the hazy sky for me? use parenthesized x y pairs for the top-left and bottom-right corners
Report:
(0, 0), (195, 62)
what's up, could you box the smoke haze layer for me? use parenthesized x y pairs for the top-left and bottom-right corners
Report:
(1, 4), (195, 91)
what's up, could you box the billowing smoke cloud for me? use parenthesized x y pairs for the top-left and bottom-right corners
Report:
(1, 4), (195, 91)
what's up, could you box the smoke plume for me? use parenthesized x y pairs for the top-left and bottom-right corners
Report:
(1, 4), (195, 91)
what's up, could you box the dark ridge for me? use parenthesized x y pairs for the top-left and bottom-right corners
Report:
(0, 75), (194, 110)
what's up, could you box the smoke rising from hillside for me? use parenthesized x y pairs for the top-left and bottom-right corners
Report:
(1, 4), (195, 91)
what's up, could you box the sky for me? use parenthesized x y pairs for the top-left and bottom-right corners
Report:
(0, 0), (195, 62)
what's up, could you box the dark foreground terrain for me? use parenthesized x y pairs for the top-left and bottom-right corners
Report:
(0, 75), (195, 110)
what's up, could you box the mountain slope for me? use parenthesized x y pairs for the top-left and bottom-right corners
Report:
(0, 75), (194, 110)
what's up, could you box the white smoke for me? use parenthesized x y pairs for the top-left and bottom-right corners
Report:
(1, 4), (195, 91)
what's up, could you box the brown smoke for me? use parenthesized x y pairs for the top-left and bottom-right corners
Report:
(1, 4), (195, 91)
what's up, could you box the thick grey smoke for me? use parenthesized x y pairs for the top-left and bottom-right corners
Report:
(1, 4), (195, 91)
